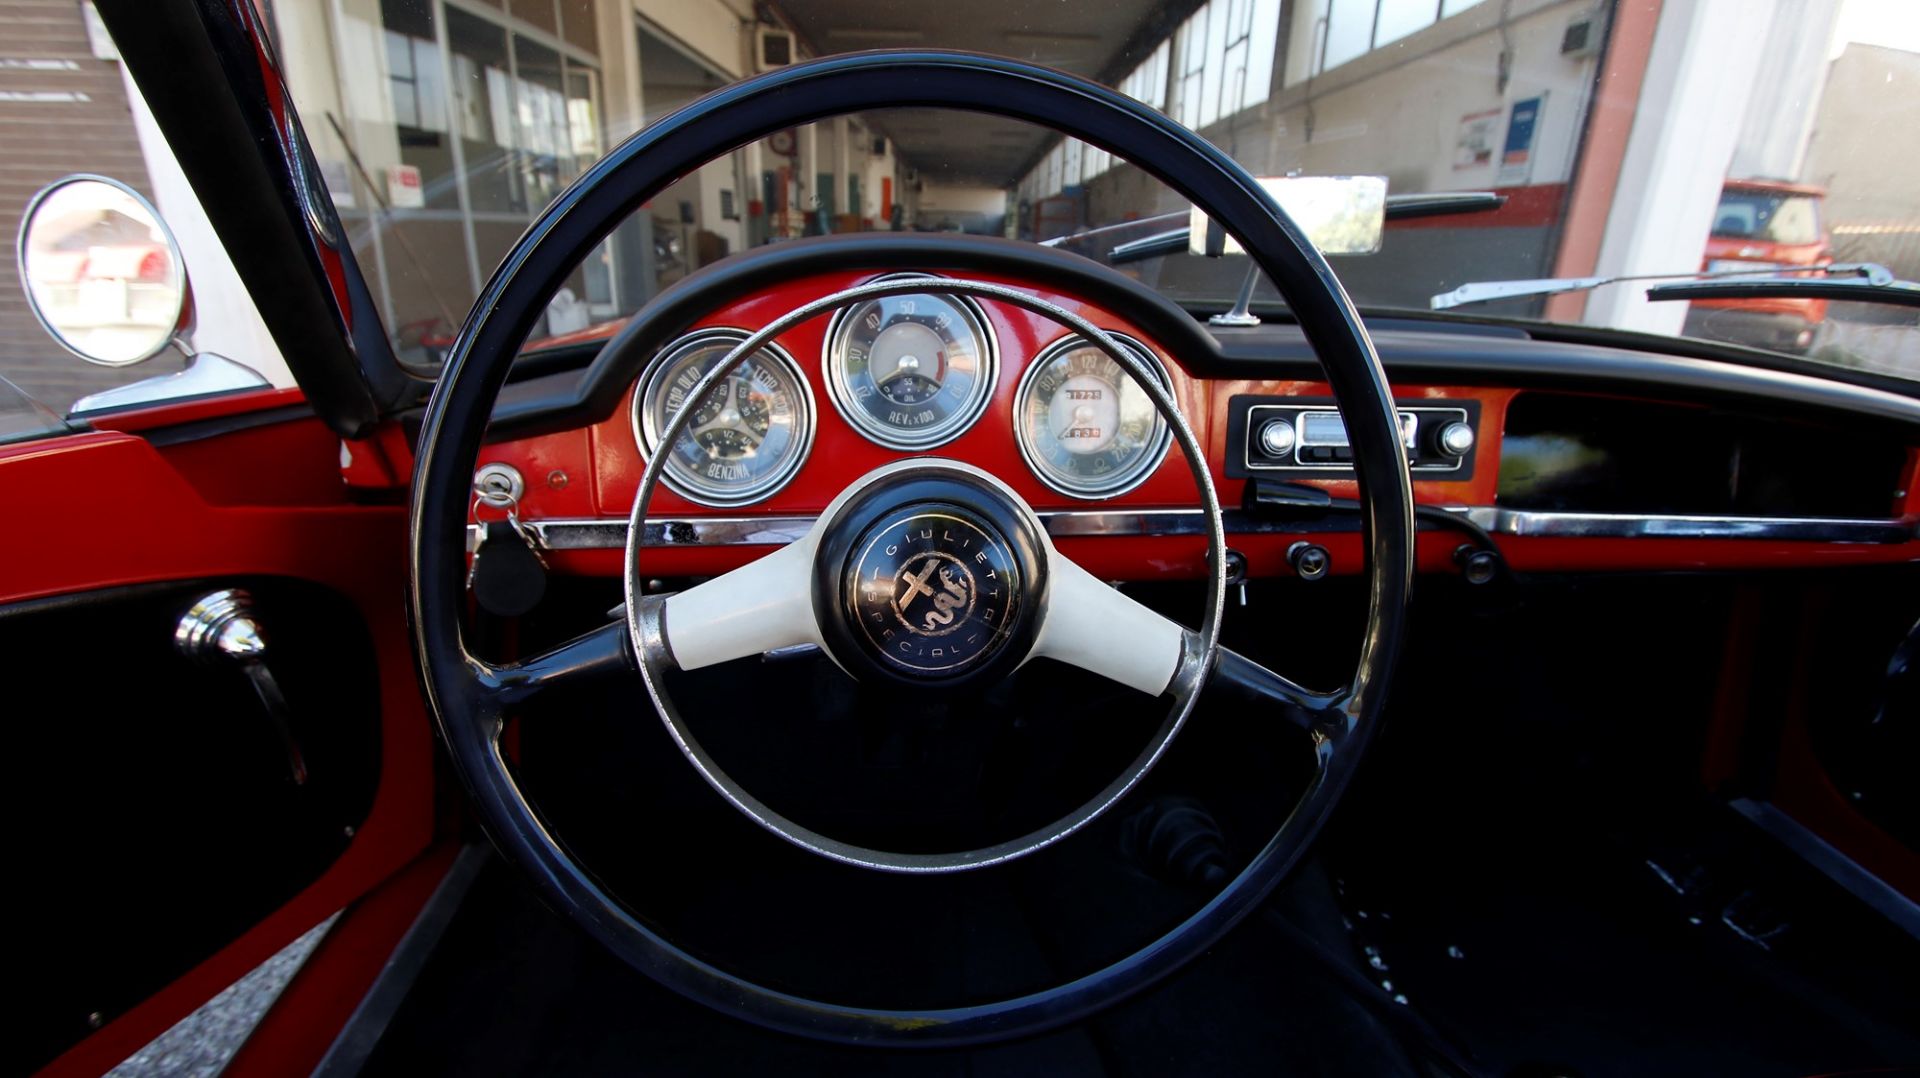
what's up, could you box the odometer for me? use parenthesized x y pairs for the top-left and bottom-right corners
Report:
(1015, 332), (1172, 499)
(825, 275), (996, 448)
(632, 328), (814, 507)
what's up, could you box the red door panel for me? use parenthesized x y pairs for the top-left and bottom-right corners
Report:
(3, 401), (433, 1077)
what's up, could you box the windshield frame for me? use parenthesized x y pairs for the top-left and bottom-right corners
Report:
(98, 2), (424, 439)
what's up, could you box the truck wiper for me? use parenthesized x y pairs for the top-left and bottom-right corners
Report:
(1431, 262), (1920, 311)
(1041, 192), (1509, 265)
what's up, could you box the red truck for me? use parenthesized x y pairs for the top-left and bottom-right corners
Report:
(1684, 179), (1832, 353)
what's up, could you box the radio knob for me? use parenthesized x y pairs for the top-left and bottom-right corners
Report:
(1258, 418), (1296, 458)
(1438, 421), (1475, 456)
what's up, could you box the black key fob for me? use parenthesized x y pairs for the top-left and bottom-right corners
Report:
(472, 520), (547, 617)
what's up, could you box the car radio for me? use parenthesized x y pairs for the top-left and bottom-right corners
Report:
(1224, 396), (1480, 478)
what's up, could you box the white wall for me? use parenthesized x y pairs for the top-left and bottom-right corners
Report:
(858, 121), (899, 222)
(1266, 0), (1595, 193)
(634, 0), (749, 79)
(915, 186), (1008, 217)
(1729, 0), (1841, 181)
(1060, 0), (1600, 225)
(120, 67), (292, 387)
(1582, 0), (1772, 335)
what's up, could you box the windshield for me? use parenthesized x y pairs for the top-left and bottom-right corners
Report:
(257, 0), (1920, 381)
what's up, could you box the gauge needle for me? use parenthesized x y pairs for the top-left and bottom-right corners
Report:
(686, 377), (766, 452)
(877, 353), (930, 385)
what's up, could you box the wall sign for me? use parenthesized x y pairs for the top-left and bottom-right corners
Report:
(386, 163), (424, 209)
(1496, 95), (1545, 186)
(1453, 108), (1500, 171)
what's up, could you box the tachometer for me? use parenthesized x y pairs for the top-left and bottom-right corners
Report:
(1015, 332), (1173, 499)
(632, 328), (813, 507)
(824, 274), (996, 448)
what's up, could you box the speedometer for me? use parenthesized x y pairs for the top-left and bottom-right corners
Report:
(824, 274), (996, 448)
(1015, 332), (1173, 499)
(631, 328), (813, 507)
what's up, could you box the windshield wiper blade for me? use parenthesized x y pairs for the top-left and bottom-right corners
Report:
(1038, 211), (1183, 250)
(1053, 192), (1509, 265)
(1107, 227), (1189, 263)
(1432, 262), (1920, 311)
(1381, 191), (1510, 220)
(1646, 263), (1920, 308)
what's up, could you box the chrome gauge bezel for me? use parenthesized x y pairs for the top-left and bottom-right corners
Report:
(630, 327), (816, 508)
(1014, 330), (1175, 500)
(822, 272), (1000, 450)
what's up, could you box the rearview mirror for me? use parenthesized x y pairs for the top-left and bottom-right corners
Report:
(1190, 175), (1387, 257)
(17, 175), (190, 367)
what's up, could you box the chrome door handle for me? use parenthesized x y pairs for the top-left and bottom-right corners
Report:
(176, 589), (309, 785)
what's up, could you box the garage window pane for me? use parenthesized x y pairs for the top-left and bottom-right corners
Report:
(1322, 0), (1376, 72)
(1375, 0), (1438, 47)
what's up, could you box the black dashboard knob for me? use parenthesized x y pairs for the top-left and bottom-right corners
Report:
(1288, 541), (1331, 581)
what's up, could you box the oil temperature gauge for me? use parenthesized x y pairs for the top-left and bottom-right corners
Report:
(1015, 332), (1173, 499)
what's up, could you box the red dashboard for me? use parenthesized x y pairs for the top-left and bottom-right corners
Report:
(464, 268), (1920, 581)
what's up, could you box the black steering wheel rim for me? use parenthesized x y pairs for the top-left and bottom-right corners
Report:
(409, 50), (1415, 1046)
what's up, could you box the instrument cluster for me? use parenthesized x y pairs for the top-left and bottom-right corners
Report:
(629, 273), (1175, 508)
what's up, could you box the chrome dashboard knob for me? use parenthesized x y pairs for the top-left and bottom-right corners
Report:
(1437, 421), (1476, 456)
(1258, 418), (1296, 458)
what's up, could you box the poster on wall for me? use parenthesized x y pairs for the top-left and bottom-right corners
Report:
(386, 163), (424, 209)
(1453, 108), (1501, 171)
(1496, 95), (1546, 186)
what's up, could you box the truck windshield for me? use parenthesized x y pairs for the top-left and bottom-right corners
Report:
(1713, 192), (1823, 246)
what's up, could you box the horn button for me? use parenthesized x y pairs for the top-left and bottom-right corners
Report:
(813, 471), (1046, 684)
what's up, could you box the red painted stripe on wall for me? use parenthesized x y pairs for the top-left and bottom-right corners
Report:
(1385, 183), (1569, 231)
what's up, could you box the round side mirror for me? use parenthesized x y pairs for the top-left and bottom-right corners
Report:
(17, 175), (190, 367)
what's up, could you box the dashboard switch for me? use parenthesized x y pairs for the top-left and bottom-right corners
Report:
(1288, 541), (1331, 582)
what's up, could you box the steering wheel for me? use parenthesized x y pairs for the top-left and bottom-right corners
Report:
(410, 51), (1414, 1046)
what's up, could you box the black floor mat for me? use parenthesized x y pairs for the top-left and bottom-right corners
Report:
(1310, 572), (1920, 1078)
(358, 857), (1416, 1077)
(1324, 799), (1920, 1077)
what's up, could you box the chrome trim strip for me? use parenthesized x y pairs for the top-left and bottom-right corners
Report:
(1461, 508), (1915, 544)
(473, 508), (1915, 552)
(1040, 508), (1221, 537)
(1729, 798), (1920, 941)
